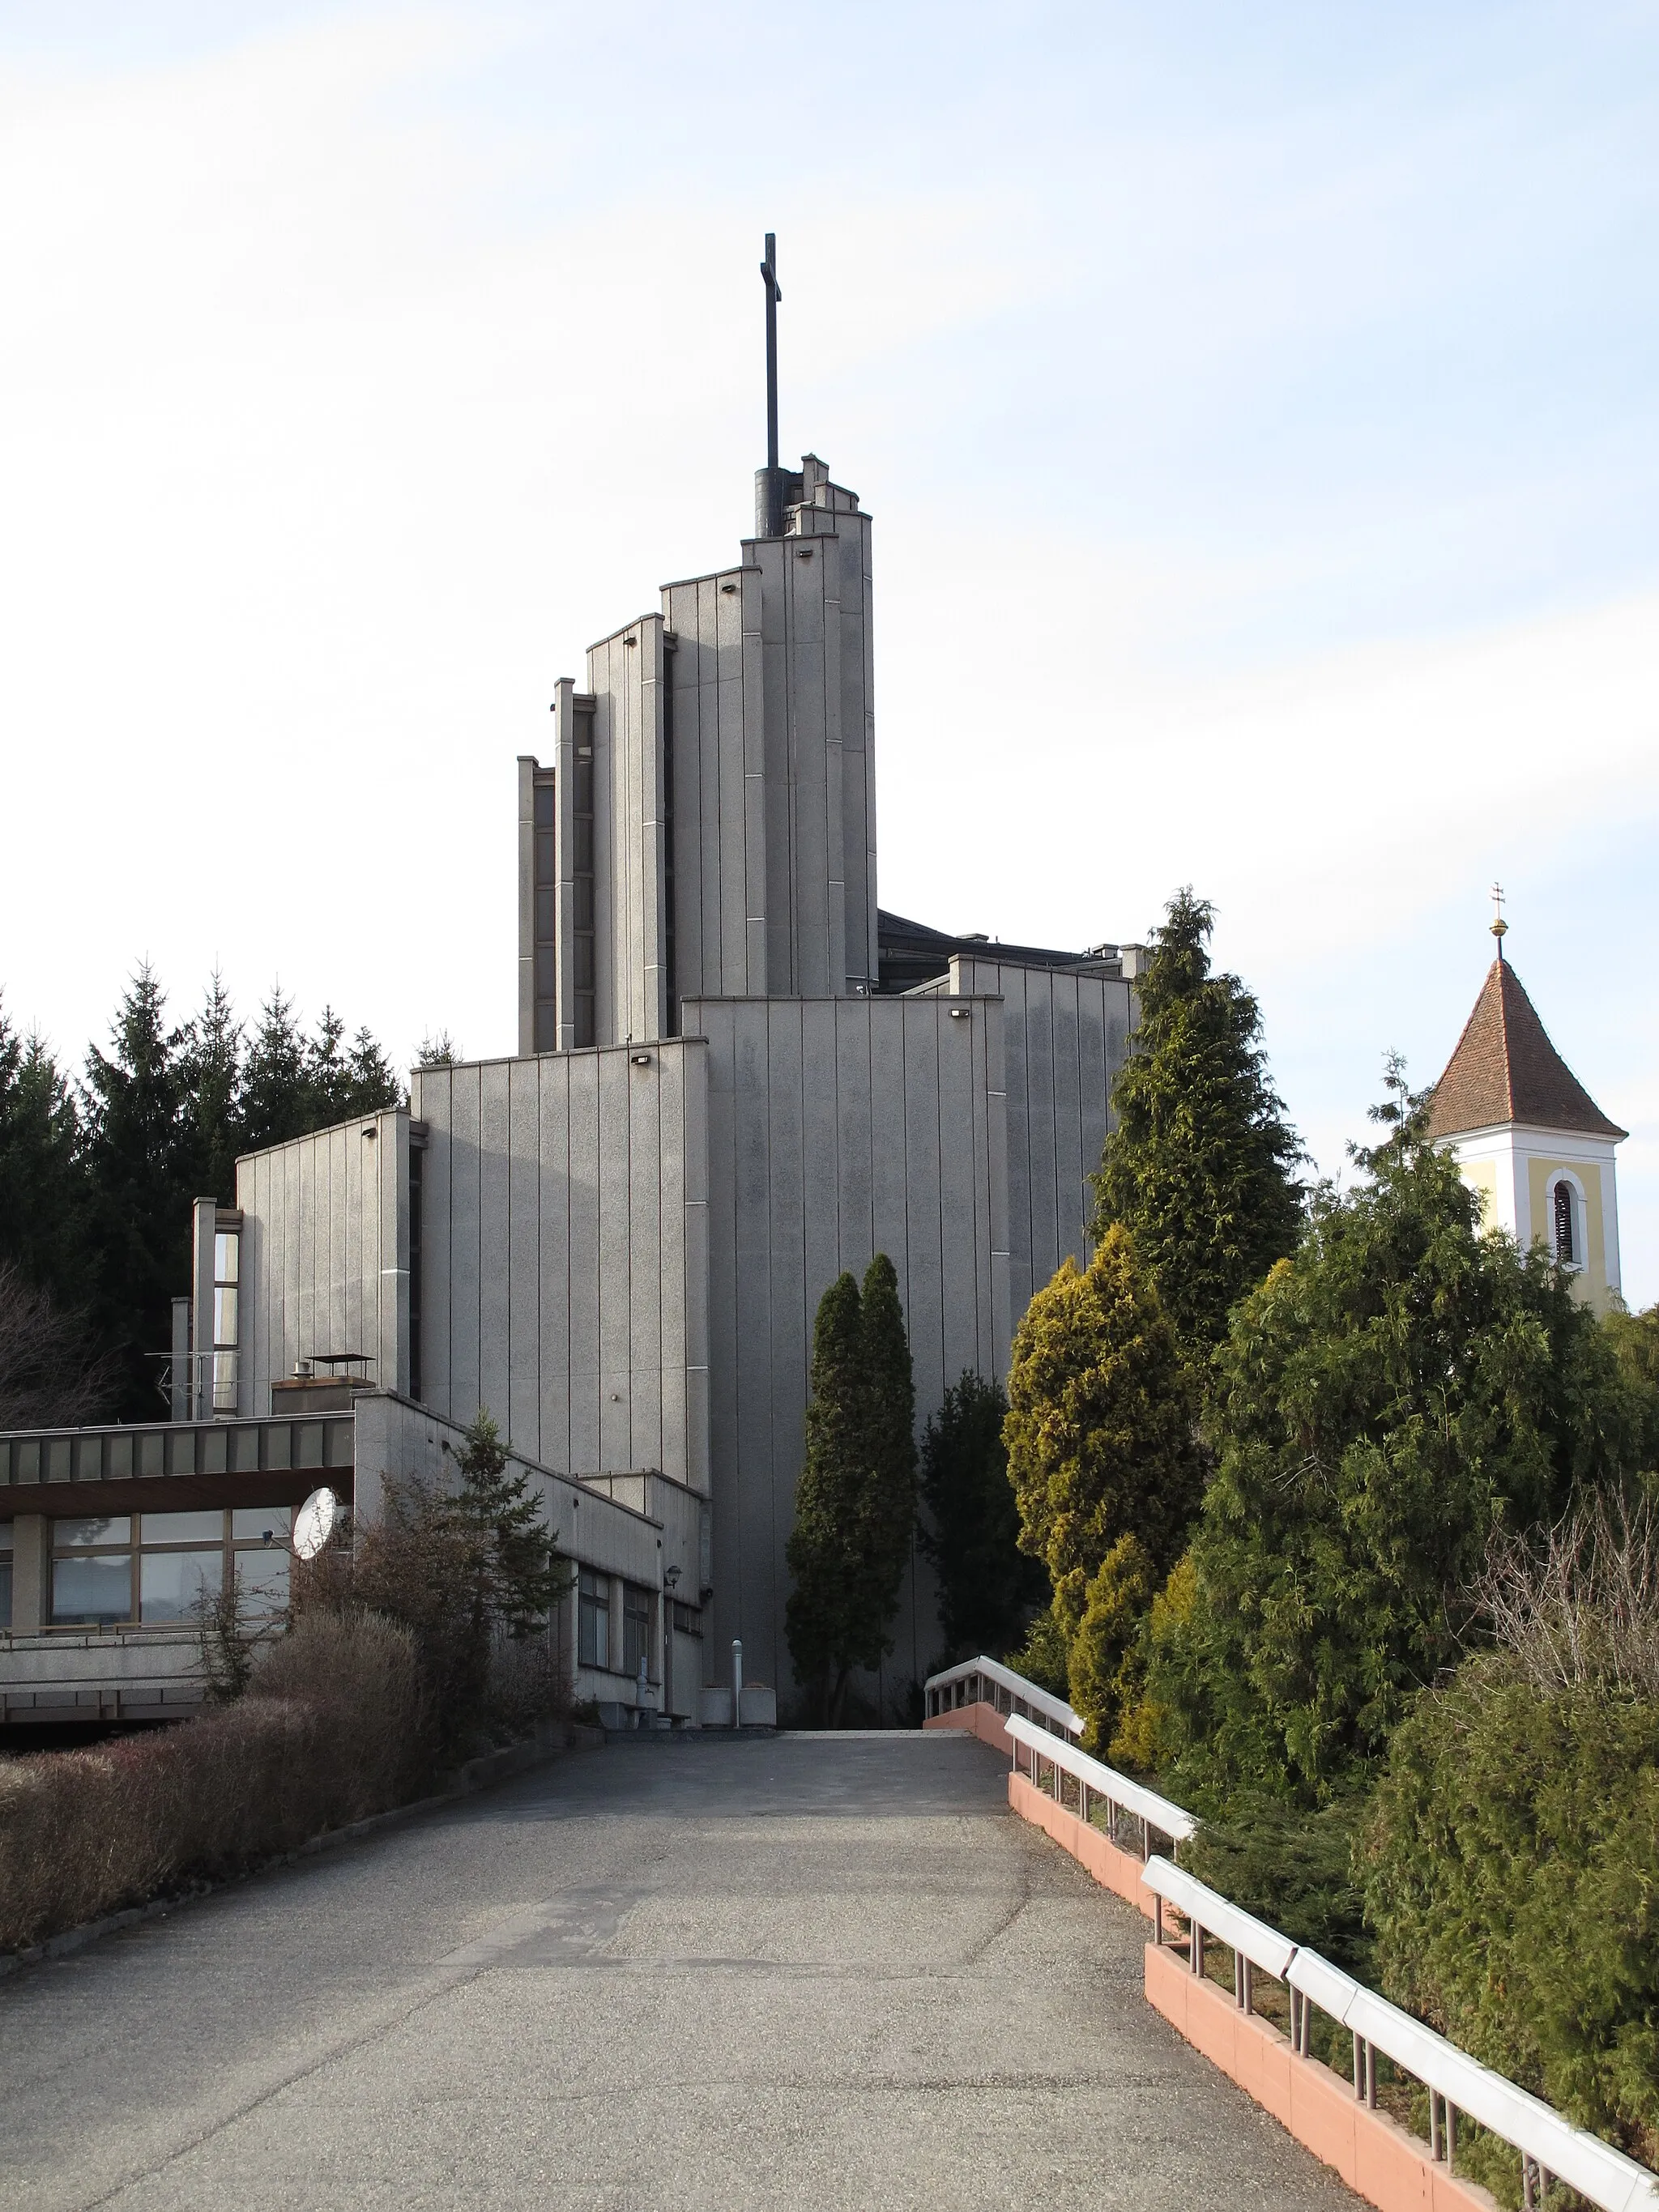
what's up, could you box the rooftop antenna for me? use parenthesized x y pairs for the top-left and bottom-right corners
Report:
(1491, 881), (1508, 958)
(758, 232), (783, 538)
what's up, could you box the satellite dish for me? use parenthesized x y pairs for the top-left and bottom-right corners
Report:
(292, 1486), (340, 1562)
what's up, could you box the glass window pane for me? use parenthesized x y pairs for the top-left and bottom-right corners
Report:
(140, 1550), (223, 1622)
(534, 945), (557, 996)
(535, 887), (557, 940)
(215, 1231), (240, 1284)
(53, 1554), (132, 1625)
(141, 1509), (224, 1545)
(535, 829), (556, 881)
(0, 1561), (11, 1630)
(0, 1519), (12, 1552)
(55, 1516), (131, 1548)
(213, 1285), (239, 1346)
(533, 781), (556, 827)
(212, 1349), (237, 1411)
(234, 1549), (290, 1613)
(232, 1506), (292, 1541)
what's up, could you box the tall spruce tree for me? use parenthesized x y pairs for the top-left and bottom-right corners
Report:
(919, 1372), (1048, 1664)
(0, 999), (88, 1301)
(80, 964), (194, 1412)
(785, 1255), (919, 1724)
(1094, 889), (1303, 1362)
(241, 986), (312, 1153)
(181, 970), (244, 1204)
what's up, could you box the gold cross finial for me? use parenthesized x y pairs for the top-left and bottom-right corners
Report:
(1491, 881), (1508, 954)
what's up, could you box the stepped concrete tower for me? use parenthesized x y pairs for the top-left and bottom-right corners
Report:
(1428, 897), (1626, 1312)
(147, 241), (1139, 1721)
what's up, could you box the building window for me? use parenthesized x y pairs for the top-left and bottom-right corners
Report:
(623, 1583), (655, 1681)
(0, 1521), (12, 1630)
(212, 1228), (240, 1413)
(50, 1509), (292, 1628)
(1553, 1180), (1580, 1268)
(578, 1567), (610, 1670)
(672, 1599), (703, 1639)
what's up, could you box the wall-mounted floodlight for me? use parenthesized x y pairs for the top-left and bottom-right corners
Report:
(631, 1052), (652, 1066)
(949, 1007), (971, 1021)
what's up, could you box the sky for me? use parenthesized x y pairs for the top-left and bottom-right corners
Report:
(2, 2), (1655, 1298)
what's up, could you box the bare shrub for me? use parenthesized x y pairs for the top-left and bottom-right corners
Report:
(0, 1611), (424, 1953)
(0, 1259), (117, 1430)
(1474, 1494), (1659, 1698)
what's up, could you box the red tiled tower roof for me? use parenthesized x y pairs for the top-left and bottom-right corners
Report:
(1427, 958), (1626, 1141)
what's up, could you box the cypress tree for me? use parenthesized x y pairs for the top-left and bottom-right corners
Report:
(1094, 888), (1303, 1362)
(785, 1256), (918, 1724)
(787, 1272), (867, 1724)
(859, 1251), (918, 1644)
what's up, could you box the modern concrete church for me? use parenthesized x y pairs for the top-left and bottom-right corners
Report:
(198, 272), (1139, 1720)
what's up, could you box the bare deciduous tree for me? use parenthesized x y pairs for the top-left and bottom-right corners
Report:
(1475, 1494), (1659, 1698)
(0, 1260), (117, 1430)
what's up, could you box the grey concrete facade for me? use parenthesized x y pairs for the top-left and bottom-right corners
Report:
(234, 1107), (411, 1407)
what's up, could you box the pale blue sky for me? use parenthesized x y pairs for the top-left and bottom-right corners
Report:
(2, 3), (1655, 1293)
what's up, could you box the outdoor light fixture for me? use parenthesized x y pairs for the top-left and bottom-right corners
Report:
(949, 1007), (970, 1020)
(631, 1052), (651, 1066)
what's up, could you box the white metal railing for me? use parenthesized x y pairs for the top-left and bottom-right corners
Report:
(936, 1653), (1658, 2211)
(923, 1653), (1083, 1740)
(1006, 1711), (1194, 1849)
(1145, 1857), (1659, 2212)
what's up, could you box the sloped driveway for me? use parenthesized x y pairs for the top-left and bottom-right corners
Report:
(0, 1729), (1361, 2210)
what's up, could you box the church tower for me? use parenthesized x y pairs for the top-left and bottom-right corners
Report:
(1427, 899), (1626, 1311)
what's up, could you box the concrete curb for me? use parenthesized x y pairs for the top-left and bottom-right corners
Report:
(0, 1722), (605, 1982)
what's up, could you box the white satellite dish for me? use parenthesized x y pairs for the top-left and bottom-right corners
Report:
(292, 1486), (340, 1562)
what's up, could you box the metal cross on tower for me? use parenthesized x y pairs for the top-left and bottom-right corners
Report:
(759, 232), (783, 538)
(1491, 880), (1508, 953)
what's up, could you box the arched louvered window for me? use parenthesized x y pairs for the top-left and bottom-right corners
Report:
(1553, 1180), (1576, 1266)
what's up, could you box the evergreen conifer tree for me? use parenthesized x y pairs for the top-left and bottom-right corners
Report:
(919, 1372), (1047, 1664)
(1004, 1225), (1205, 1749)
(0, 999), (88, 1300)
(80, 964), (193, 1409)
(859, 1251), (918, 1637)
(181, 970), (244, 1204)
(786, 1258), (918, 1724)
(1135, 1064), (1648, 1807)
(1094, 889), (1303, 1361)
(241, 986), (312, 1152)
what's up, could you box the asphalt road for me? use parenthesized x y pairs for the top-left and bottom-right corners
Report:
(0, 1730), (1361, 2211)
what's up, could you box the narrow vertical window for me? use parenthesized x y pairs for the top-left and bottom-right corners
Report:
(1553, 1182), (1576, 1266)
(211, 1229), (240, 1413)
